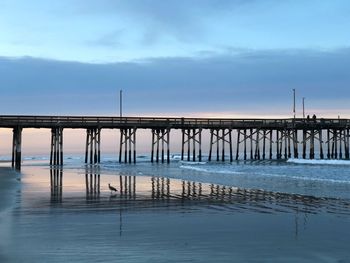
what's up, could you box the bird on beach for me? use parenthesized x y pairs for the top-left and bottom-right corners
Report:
(108, 183), (118, 194)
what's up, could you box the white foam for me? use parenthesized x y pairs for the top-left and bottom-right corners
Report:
(287, 158), (350, 165)
(179, 165), (243, 175)
(180, 161), (207, 165)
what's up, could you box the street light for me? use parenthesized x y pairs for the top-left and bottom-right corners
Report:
(119, 89), (123, 117)
(293, 89), (296, 118)
(302, 97), (305, 118)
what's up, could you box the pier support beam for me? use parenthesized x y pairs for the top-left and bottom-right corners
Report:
(151, 129), (170, 163)
(181, 129), (201, 162)
(208, 129), (232, 162)
(119, 128), (137, 163)
(85, 128), (101, 164)
(293, 129), (298, 158)
(346, 129), (350, 159)
(319, 129), (324, 159)
(12, 127), (22, 170)
(50, 127), (64, 166)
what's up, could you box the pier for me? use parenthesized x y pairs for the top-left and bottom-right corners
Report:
(1, 115), (350, 169)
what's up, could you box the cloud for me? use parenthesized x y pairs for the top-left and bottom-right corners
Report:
(71, 0), (257, 45)
(0, 48), (350, 116)
(86, 29), (124, 47)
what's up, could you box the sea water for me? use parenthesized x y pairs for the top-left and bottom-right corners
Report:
(0, 155), (350, 262)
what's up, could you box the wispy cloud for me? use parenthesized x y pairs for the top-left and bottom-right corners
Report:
(86, 29), (124, 47)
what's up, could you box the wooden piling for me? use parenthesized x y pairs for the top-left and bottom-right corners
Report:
(208, 129), (213, 161)
(339, 129), (343, 159)
(293, 129), (298, 158)
(262, 130), (266, 160)
(198, 129), (202, 162)
(250, 129), (253, 160)
(310, 129), (315, 159)
(302, 130), (306, 159)
(229, 129), (233, 162)
(128, 129), (132, 163)
(181, 129), (185, 161)
(236, 129), (240, 160)
(244, 129), (247, 160)
(216, 130), (220, 161)
(287, 130), (291, 158)
(13, 127), (22, 170)
(187, 129), (191, 162)
(151, 129), (155, 162)
(334, 129), (338, 159)
(157, 130), (160, 163)
(222, 129), (225, 162)
(254, 130), (259, 160)
(327, 129), (330, 159)
(133, 129), (136, 163)
(193, 129), (196, 162)
(276, 130), (280, 159)
(319, 129), (324, 159)
(346, 129), (350, 159)
(162, 129), (165, 163)
(269, 130), (273, 159)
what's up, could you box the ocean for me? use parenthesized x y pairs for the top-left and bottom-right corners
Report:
(0, 155), (350, 262)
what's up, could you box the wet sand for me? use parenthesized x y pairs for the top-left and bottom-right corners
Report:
(0, 165), (348, 262)
(0, 167), (19, 214)
(0, 167), (20, 262)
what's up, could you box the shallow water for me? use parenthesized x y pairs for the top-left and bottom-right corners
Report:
(1, 159), (350, 262)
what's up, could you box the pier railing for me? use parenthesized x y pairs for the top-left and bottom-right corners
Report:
(0, 115), (349, 129)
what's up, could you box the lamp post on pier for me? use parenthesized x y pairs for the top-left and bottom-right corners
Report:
(119, 89), (123, 117)
(293, 89), (296, 119)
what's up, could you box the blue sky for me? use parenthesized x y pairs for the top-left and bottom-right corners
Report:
(0, 0), (350, 117)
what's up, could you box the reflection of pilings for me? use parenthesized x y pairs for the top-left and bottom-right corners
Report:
(50, 168), (63, 202)
(119, 175), (136, 198)
(181, 129), (202, 162)
(181, 180), (203, 198)
(85, 171), (100, 196)
(119, 128), (136, 163)
(152, 129), (170, 163)
(50, 127), (63, 166)
(151, 177), (170, 199)
(85, 128), (101, 164)
(208, 129), (232, 162)
(12, 127), (22, 170)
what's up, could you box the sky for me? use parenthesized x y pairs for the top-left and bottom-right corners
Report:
(0, 0), (350, 155)
(0, 0), (350, 117)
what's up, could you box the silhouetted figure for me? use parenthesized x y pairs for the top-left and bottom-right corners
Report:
(312, 114), (316, 122)
(307, 115), (310, 122)
(108, 183), (118, 193)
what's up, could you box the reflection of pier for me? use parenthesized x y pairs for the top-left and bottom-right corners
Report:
(47, 168), (350, 218)
(50, 168), (63, 202)
(151, 177), (170, 199)
(85, 169), (100, 199)
(119, 175), (136, 198)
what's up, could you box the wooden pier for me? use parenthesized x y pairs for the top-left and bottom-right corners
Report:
(1, 115), (350, 169)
